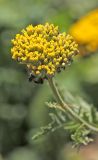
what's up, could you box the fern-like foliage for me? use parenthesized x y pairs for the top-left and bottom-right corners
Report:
(32, 92), (98, 147)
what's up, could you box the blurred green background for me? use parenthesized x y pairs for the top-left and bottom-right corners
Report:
(0, 0), (98, 160)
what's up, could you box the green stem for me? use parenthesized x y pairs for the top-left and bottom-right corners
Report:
(48, 77), (98, 132)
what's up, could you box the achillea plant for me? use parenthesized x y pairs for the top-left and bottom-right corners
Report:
(69, 9), (98, 55)
(11, 23), (98, 146)
(11, 23), (78, 83)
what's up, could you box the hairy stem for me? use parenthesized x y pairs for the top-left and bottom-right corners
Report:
(48, 77), (98, 132)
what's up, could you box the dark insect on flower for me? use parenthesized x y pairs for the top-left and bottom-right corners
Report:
(34, 78), (44, 84)
(28, 73), (35, 82)
(28, 73), (44, 84)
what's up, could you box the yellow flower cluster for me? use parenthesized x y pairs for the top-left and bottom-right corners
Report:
(11, 23), (78, 82)
(69, 9), (98, 52)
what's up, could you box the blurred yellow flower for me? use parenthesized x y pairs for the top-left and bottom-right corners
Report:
(69, 9), (98, 52)
(11, 23), (78, 83)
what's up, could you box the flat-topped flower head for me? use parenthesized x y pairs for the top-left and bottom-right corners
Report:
(11, 23), (78, 83)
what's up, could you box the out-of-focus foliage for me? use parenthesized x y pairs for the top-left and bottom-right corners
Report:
(32, 92), (98, 147)
(0, 0), (98, 160)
